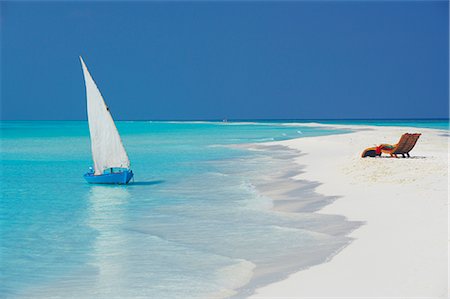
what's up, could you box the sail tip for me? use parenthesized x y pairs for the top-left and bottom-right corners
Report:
(79, 56), (88, 71)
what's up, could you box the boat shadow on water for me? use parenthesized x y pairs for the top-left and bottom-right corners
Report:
(128, 180), (165, 186)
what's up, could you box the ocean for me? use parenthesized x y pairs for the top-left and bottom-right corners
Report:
(0, 120), (447, 298)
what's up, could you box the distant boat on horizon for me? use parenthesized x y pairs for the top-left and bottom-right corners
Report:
(80, 56), (134, 184)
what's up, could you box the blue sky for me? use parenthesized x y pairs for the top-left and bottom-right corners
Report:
(1, 1), (448, 120)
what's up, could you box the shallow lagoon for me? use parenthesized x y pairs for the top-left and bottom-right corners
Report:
(3, 120), (433, 298)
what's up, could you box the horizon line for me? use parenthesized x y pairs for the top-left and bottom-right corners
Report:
(1, 118), (449, 122)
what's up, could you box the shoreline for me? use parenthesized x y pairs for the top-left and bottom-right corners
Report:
(229, 143), (360, 299)
(249, 124), (448, 298)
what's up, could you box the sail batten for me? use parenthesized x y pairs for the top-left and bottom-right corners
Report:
(80, 56), (130, 175)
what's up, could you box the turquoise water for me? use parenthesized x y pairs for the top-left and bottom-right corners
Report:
(313, 119), (449, 130)
(0, 120), (446, 298)
(233, 119), (449, 130)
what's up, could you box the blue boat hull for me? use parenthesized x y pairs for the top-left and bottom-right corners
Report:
(84, 170), (134, 184)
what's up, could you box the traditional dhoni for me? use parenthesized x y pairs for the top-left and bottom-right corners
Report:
(80, 56), (134, 184)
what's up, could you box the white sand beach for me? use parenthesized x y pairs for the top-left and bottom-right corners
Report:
(250, 125), (449, 298)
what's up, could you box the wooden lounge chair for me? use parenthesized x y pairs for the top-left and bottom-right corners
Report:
(379, 133), (421, 158)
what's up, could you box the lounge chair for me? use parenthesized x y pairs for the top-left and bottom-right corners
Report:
(379, 133), (421, 158)
(361, 133), (421, 158)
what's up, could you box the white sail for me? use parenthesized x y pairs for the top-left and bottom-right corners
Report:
(80, 56), (130, 175)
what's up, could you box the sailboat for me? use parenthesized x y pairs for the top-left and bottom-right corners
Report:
(80, 56), (134, 184)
